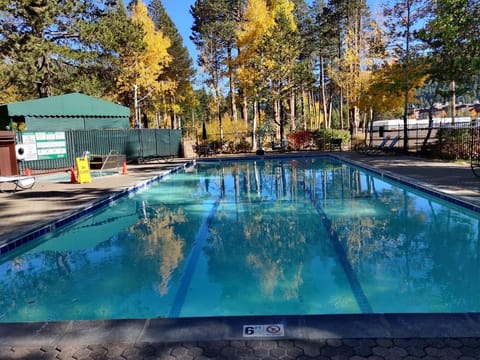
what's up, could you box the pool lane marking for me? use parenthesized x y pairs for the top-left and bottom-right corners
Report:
(168, 197), (222, 317)
(308, 194), (373, 314)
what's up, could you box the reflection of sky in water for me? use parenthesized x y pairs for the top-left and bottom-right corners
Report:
(1, 157), (480, 322)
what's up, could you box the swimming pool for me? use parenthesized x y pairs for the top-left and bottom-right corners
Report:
(1, 156), (480, 322)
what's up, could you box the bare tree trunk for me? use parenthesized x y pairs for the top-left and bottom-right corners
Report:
(301, 88), (308, 130)
(339, 88), (344, 129)
(328, 97), (333, 128)
(228, 48), (238, 122)
(309, 90), (315, 129)
(402, 1), (412, 153)
(252, 100), (258, 151)
(274, 98), (281, 139)
(320, 56), (328, 129)
(450, 80), (456, 124)
(242, 94), (248, 127)
(289, 89), (296, 132)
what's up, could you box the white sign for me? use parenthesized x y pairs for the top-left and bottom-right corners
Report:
(243, 324), (285, 337)
(21, 132), (67, 160)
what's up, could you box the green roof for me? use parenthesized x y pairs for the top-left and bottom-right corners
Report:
(4, 93), (129, 118)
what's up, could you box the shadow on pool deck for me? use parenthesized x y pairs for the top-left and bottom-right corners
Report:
(2, 153), (480, 359)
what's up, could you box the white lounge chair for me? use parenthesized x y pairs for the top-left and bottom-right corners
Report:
(0, 176), (35, 192)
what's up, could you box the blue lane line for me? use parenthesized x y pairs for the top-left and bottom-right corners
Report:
(168, 197), (221, 317)
(309, 194), (373, 314)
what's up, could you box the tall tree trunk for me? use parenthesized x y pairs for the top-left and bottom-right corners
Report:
(422, 83), (440, 150)
(450, 80), (456, 124)
(242, 94), (248, 127)
(36, 55), (52, 98)
(279, 100), (285, 148)
(289, 89), (296, 132)
(301, 88), (307, 130)
(309, 90), (315, 129)
(228, 47), (238, 122)
(402, 1), (412, 153)
(252, 100), (258, 151)
(339, 88), (344, 129)
(320, 56), (328, 129)
(274, 97), (281, 139)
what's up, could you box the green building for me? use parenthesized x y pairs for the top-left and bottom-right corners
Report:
(0, 93), (130, 131)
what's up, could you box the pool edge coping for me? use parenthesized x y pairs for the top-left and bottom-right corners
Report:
(2, 313), (480, 346)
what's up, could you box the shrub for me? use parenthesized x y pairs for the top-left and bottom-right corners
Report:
(436, 128), (471, 160)
(287, 130), (313, 150)
(235, 138), (251, 153)
(312, 129), (350, 150)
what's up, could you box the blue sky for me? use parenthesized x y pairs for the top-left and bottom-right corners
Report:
(161, 0), (197, 60)
(162, 0), (384, 67)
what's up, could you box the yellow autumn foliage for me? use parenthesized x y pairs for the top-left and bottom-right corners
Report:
(199, 114), (249, 144)
(235, 0), (297, 98)
(236, 0), (274, 55)
(363, 60), (427, 114)
(116, 1), (175, 118)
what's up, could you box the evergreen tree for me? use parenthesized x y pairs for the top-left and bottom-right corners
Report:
(0, 0), (141, 99)
(416, 0), (480, 122)
(383, 0), (426, 150)
(148, 0), (196, 128)
(310, 0), (342, 129)
(191, 0), (241, 141)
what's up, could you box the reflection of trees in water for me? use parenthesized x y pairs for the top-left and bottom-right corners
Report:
(207, 200), (311, 301)
(322, 166), (480, 310)
(0, 250), (91, 320)
(204, 160), (332, 302)
(201, 159), (480, 310)
(0, 199), (193, 320)
(205, 159), (480, 311)
(243, 202), (307, 300)
(323, 166), (434, 285)
(128, 202), (186, 295)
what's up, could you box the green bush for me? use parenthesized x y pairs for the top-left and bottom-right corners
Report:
(312, 129), (350, 150)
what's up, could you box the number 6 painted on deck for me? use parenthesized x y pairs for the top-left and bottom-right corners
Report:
(244, 326), (255, 335)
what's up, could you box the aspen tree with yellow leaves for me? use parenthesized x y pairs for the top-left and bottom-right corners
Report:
(236, 0), (275, 150)
(235, 0), (299, 150)
(116, 1), (174, 128)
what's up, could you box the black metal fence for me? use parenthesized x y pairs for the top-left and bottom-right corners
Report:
(367, 123), (479, 160)
(17, 129), (182, 173)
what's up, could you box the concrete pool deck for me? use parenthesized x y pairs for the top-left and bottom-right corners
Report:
(1, 152), (480, 359)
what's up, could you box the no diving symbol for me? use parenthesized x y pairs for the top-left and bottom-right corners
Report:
(243, 324), (285, 337)
(266, 325), (281, 334)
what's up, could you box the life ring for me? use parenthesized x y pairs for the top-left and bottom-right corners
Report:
(15, 144), (26, 161)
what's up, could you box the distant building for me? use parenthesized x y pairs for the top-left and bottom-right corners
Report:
(470, 103), (480, 118)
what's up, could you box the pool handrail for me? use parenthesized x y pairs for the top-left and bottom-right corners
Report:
(100, 150), (120, 174)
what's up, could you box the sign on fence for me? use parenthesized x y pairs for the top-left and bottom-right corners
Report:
(22, 131), (67, 160)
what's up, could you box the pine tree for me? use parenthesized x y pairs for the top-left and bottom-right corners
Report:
(383, 0), (426, 151)
(191, 0), (241, 141)
(416, 0), (480, 123)
(148, 0), (195, 128)
(0, 0), (141, 99)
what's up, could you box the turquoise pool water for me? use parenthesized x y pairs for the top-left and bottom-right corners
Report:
(1, 157), (480, 322)
(37, 170), (118, 183)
